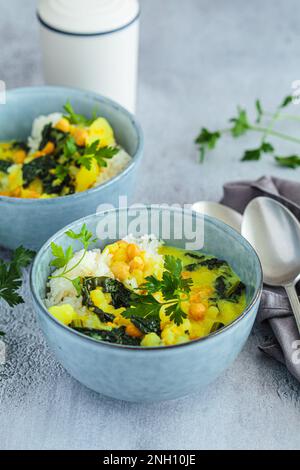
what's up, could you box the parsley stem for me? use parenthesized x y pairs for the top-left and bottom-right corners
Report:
(264, 112), (300, 122)
(50, 249), (87, 280)
(249, 125), (300, 144)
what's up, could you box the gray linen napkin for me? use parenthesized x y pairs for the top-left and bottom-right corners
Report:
(221, 176), (300, 381)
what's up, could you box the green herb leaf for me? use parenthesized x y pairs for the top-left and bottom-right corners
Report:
(54, 164), (69, 182)
(280, 95), (293, 108)
(241, 141), (274, 161)
(63, 101), (93, 126)
(165, 302), (187, 326)
(71, 277), (82, 296)
(63, 136), (77, 159)
(195, 128), (221, 162)
(255, 99), (263, 123)
(230, 108), (250, 137)
(275, 155), (300, 168)
(261, 142), (274, 153)
(66, 223), (95, 250)
(77, 140), (119, 170)
(123, 295), (162, 320)
(242, 148), (262, 161)
(124, 256), (192, 326)
(50, 243), (74, 269)
(0, 247), (35, 307)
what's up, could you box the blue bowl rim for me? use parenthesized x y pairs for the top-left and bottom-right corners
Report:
(30, 206), (263, 352)
(0, 86), (144, 205)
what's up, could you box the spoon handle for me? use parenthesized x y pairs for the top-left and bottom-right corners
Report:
(285, 284), (300, 334)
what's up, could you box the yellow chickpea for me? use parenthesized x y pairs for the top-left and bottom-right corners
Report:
(127, 243), (141, 260)
(190, 292), (201, 303)
(113, 248), (128, 262)
(41, 141), (55, 155)
(117, 240), (128, 248)
(189, 303), (206, 321)
(130, 256), (144, 271)
(55, 118), (70, 133)
(73, 128), (89, 147)
(111, 262), (130, 281)
(181, 271), (191, 280)
(126, 323), (143, 338)
(14, 149), (26, 164)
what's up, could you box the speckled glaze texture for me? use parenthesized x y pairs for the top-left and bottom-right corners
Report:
(31, 208), (262, 402)
(0, 87), (143, 250)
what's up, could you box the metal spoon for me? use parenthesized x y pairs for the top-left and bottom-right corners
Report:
(192, 201), (242, 232)
(242, 197), (300, 333)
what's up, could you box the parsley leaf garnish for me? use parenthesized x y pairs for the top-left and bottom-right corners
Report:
(280, 95), (293, 108)
(275, 155), (300, 169)
(123, 255), (192, 326)
(63, 101), (96, 126)
(195, 128), (221, 162)
(63, 135), (77, 158)
(77, 140), (119, 170)
(230, 108), (250, 137)
(242, 141), (274, 161)
(0, 246), (35, 308)
(49, 224), (97, 295)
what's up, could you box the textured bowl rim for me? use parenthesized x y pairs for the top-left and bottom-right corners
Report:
(30, 207), (263, 352)
(0, 86), (144, 205)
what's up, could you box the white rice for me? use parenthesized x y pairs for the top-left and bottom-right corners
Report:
(95, 148), (132, 186)
(28, 113), (62, 152)
(45, 236), (163, 313)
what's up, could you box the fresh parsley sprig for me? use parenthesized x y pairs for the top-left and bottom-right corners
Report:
(0, 246), (35, 335)
(49, 224), (96, 294)
(123, 255), (192, 326)
(195, 94), (300, 168)
(77, 140), (119, 171)
(63, 101), (98, 126)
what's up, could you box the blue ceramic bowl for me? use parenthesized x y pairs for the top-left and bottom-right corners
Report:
(0, 86), (143, 250)
(31, 207), (263, 402)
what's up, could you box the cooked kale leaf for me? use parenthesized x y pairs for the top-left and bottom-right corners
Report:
(80, 276), (132, 324)
(185, 253), (205, 261)
(0, 159), (12, 173)
(22, 155), (67, 194)
(131, 316), (161, 335)
(210, 322), (225, 333)
(214, 275), (245, 303)
(12, 141), (29, 152)
(74, 326), (141, 346)
(101, 278), (132, 309)
(81, 276), (132, 310)
(185, 257), (228, 272)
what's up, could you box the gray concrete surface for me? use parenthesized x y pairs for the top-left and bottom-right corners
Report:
(1, 0), (300, 450)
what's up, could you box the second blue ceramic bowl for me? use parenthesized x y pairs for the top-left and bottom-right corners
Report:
(31, 207), (263, 402)
(0, 86), (143, 250)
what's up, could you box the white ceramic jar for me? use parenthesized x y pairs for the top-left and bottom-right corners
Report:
(37, 0), (140, 113)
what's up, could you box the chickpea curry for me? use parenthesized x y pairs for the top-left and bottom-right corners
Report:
(46, 227), (247, 347)
(0, 102), (131, 198)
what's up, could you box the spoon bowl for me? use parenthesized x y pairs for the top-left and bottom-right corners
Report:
(242, 196), (300, 333)
(192, 201), (242, 232)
